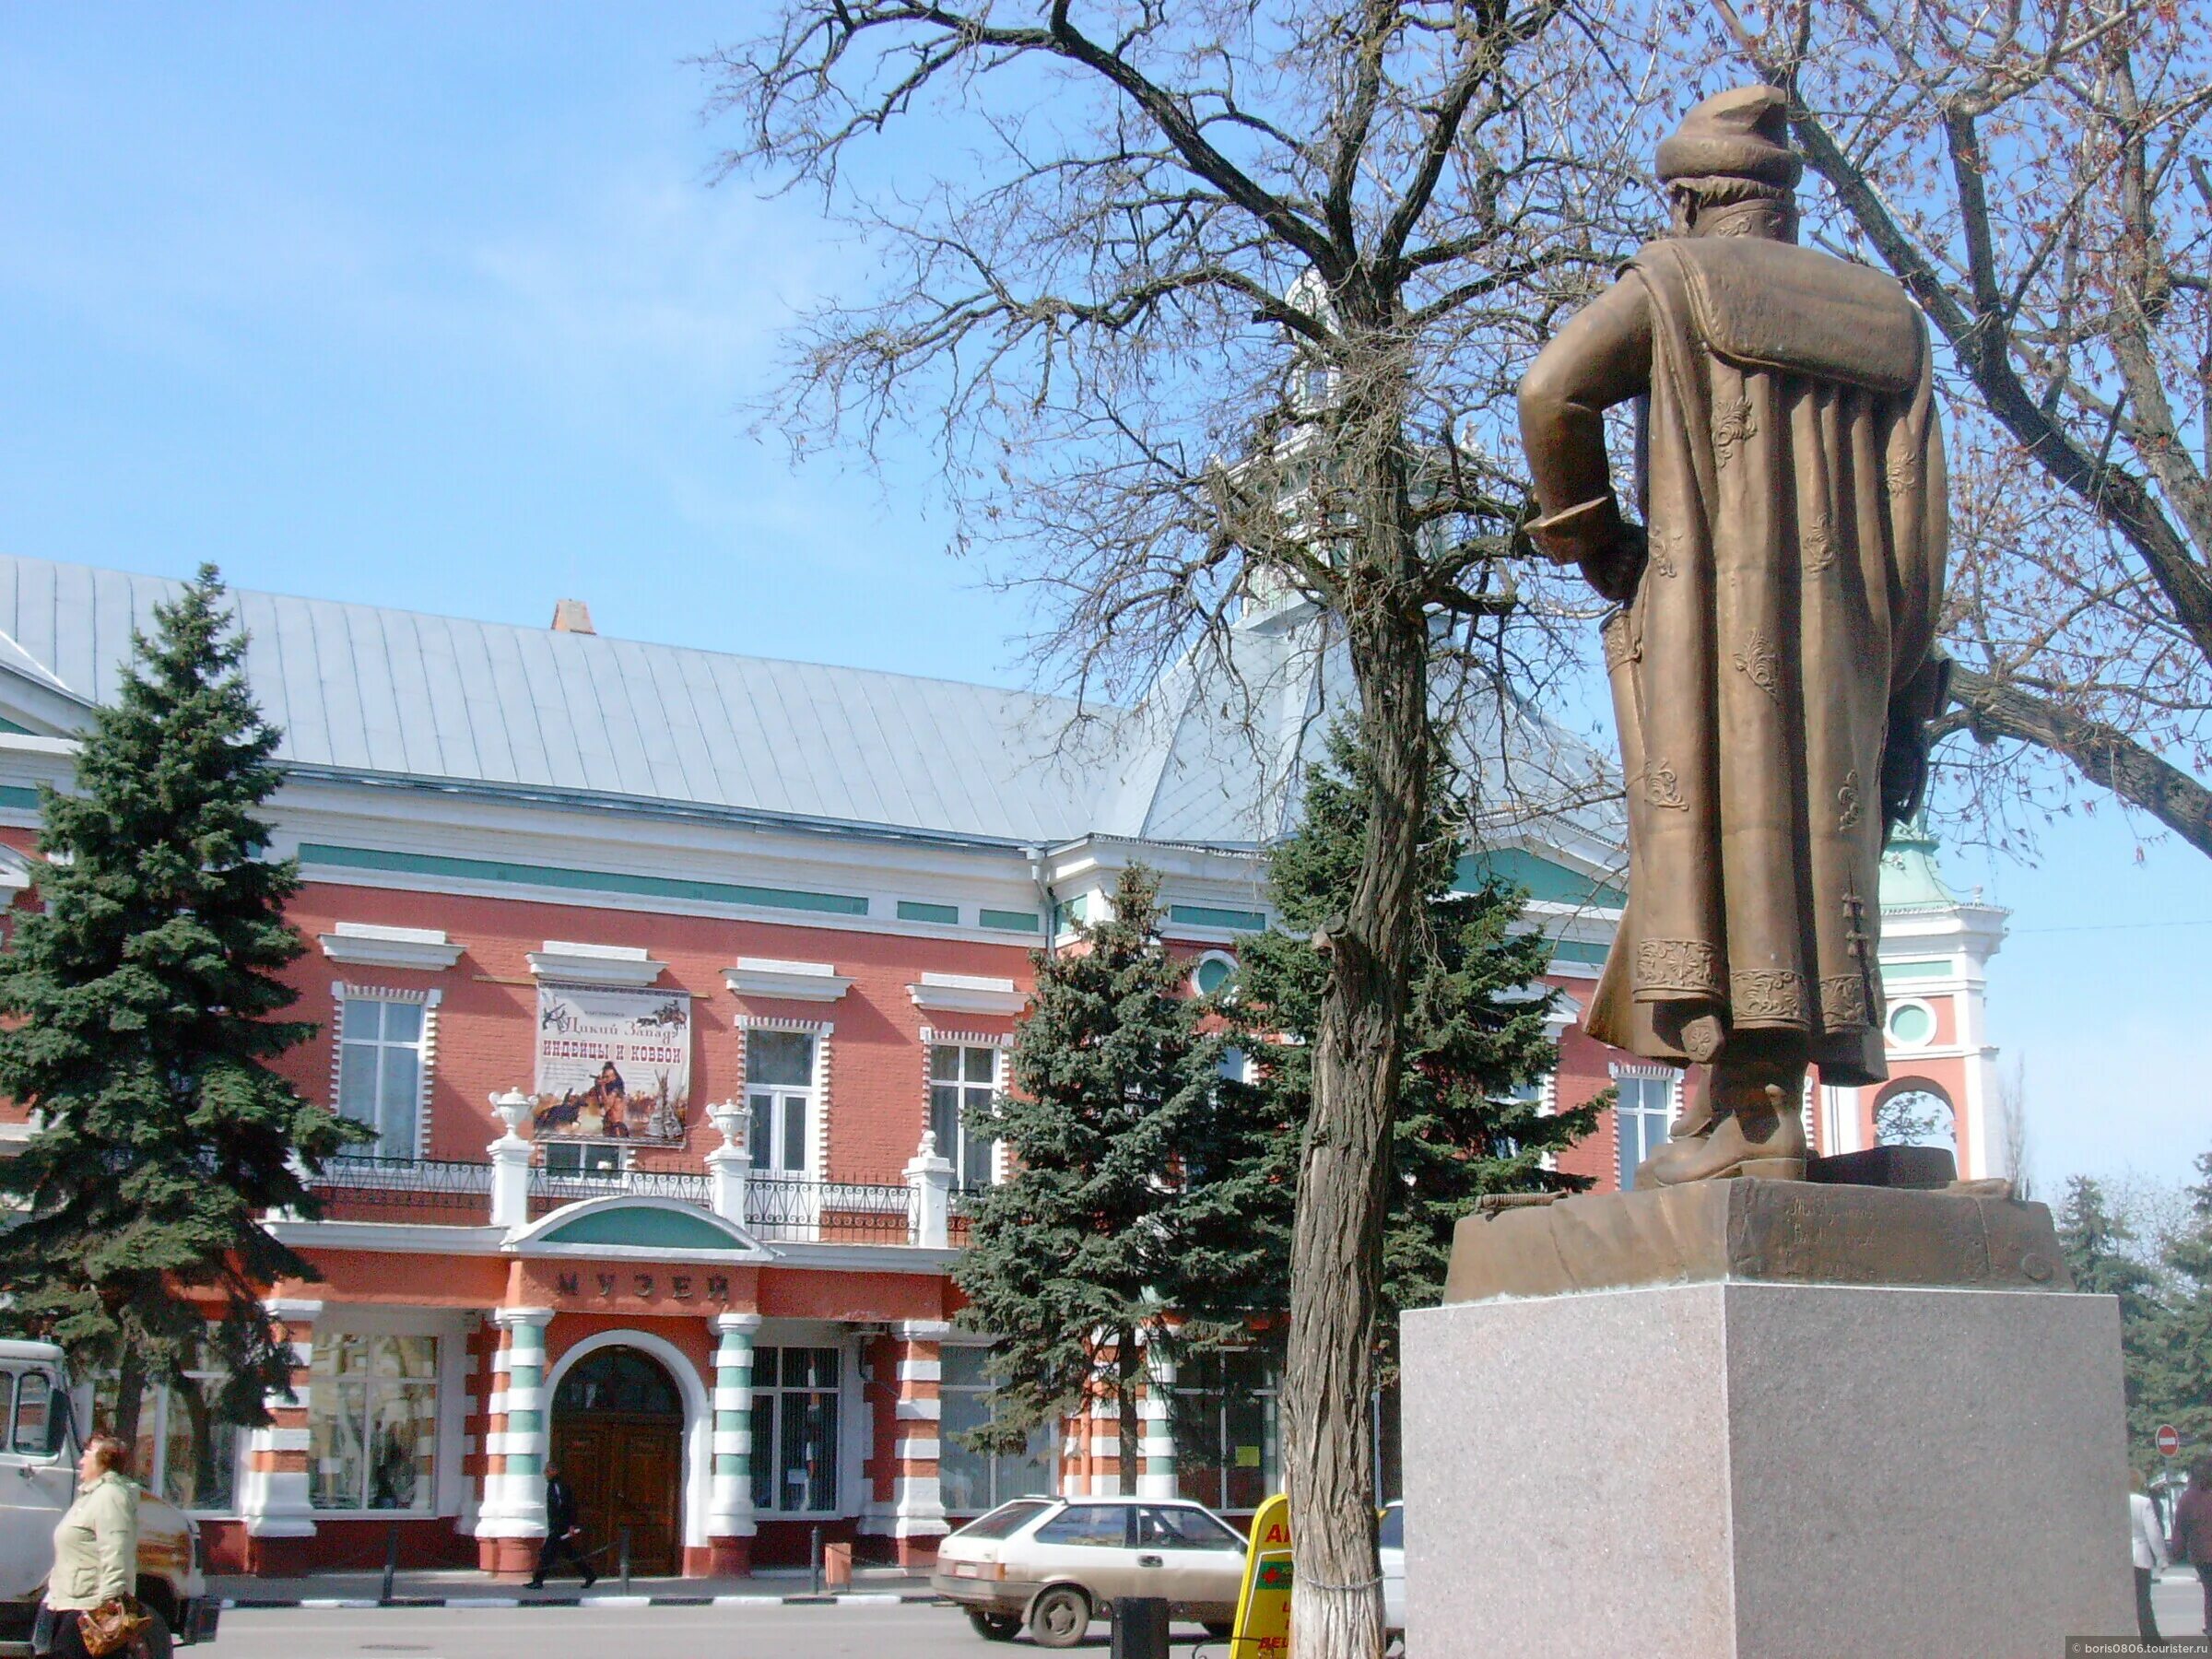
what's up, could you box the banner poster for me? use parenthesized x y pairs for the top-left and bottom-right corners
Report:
(532, 983), (691, 1145)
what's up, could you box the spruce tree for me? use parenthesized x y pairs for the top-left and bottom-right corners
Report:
(1187, 729), (1599, 1379)
(0, 566), (358, 1461)
(2144, 1149), (2212, 1465)
(952, 864), (1225, 1495)
(2055, 1175), (2170, 1453)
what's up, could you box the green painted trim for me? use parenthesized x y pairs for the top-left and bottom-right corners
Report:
(505, 1453), (543, 1477)
(539, 1203), (747, 1251)
(1457, 849), (1626, 910)
(1881, 959), (1951, 981)
(0, 784), (41, 811)
(300, 842), (869, 917)
(1547, 938), (1610, 966)
(0, 718), (30, 736)
(898, 900), (959, 925)
(508, 1410), (540, 1434)
(1170, 903), (1266, 933)
(714, 1453), (743, 1477)
(979, 908), (1041, 933)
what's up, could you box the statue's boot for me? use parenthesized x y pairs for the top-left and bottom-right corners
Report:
(1635, 1078), (1807, 1185)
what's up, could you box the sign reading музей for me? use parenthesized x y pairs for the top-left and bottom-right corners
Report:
(532, 982), (692, 1145)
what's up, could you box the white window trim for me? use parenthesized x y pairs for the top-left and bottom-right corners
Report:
(329, 982), (441, 1161)
(525, 940), (668, 987)
(1189, 950), (1239, 999)
(908, 972), (1025, 1015)
(1884, 996), (1939, 1051)
(318, 923), (465, 971)
(738, 1015), (833, 1181)
(301, 1312), (466, 1518)
(724, 957), (854, 1003)
(921, 1028), (1008, 1189)
(748, 1340), (849, 1520)
(76, 1365), (247, 1519)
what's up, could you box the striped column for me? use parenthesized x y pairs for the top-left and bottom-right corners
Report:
(1137, 1347), (1177, 1499)
(240, 1298), (320, 1571)
(476, 1306), (552, 1578)
(887, 1320), (949, 1564)
(705, 1311), (761, 1574)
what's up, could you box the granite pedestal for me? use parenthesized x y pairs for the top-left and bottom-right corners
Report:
(1404, 1187), (2134, 1659)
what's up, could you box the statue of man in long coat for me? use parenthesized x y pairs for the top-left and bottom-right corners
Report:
(1517, 87), (1951, 1184)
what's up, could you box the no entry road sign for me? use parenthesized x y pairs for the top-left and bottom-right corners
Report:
(2157, 1424), (2183, 1457)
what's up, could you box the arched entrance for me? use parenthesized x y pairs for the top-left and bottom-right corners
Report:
(550, 1346), (685, 1576)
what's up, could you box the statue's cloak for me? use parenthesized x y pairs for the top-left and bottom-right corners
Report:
(1587, 237), (1947, 1087)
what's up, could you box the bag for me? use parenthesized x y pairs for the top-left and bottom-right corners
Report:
(76, 1597), (150, 1658)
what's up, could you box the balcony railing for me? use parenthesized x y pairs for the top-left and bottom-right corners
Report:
(303, 1154), (935, 1246)
(305, 1157), (495, 1226)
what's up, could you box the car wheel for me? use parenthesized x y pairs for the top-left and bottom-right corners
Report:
(966, 1609), (1021, 1642)
(139, 1606), (175, 1659)
(1027, 1584), (1092, 1649)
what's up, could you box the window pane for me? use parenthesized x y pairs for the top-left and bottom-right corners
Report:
(942, 1347), (989, 1388)
(164, 1389), (238, 1512)
(747, 1094), (772, 1167)
(11, 1372), (51, 1455)
(345, 999), (384, 1041)
(748, 1031), (814, 1088)
(750, 1394), (775, 1512)
(382, 1001), (423, 1043)
(963, 1047), (994, 1086)
(337, 1044), (379, 1133)
(378, 1047), (420, 1158)
(366, 1382), (434, 1511)
(1038, 1505), (1127, 1547)
(310, 1378), (367, 1509)
(781, 1097), (808, 1174)
(930, 1045), (959, 1085)
(938, 1382), (990, 1513)
(930, 1085), (960, 1160)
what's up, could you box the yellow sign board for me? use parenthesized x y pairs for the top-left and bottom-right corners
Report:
(1229, 1492), (1291, 1659)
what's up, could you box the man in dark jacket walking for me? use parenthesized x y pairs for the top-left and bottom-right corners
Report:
(2173, 1458), (2212, 1640)
(529, 1464), (596, 1590)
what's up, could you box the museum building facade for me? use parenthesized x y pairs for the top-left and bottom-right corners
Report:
(0, 555), (2004, 1578)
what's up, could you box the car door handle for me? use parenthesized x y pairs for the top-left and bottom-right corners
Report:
(1137, 1554), (1162, 1568)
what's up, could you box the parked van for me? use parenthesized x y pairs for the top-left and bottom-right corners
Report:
(0, 1341), (218, 1656)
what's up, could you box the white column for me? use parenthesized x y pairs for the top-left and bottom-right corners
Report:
(240, 1298), (322, 1539)
(707, 1312), (762, 1547)
(888, 1320), (950, 1545)
(477, 1306), (553, 1541)
(1138, 1347), (1177, 1499)
(488, 1088), (533, 1229)
(905, 1133), (954, 1248)
(706, 1100), (753, 1229)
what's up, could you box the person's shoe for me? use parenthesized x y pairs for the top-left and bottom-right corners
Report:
(1636, 1087), (1807, 1185)
(527, 1581), (544, 1591)
(582, 1573), (597, 1590)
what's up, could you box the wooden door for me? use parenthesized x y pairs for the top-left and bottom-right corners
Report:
(551, 1414), (682, 1576)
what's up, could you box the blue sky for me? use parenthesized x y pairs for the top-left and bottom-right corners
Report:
(3, 6), (2204, 1197)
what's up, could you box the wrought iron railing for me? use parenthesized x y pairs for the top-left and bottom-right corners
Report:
(305, 1157), (494, 1225)
(747, 1176), (914, 1244)
(524, 1164), (712, 1218)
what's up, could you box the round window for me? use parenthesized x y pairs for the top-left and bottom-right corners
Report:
(1888, 1002), (1936, 1046)
(1192, 954), (1236, 996)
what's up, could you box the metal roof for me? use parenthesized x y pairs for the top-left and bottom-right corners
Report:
(0, 554), (1618, 855)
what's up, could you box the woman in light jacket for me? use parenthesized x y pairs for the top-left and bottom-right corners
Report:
(2131, 1470), (2170, 1644)
(34, 1434), (138, 1659)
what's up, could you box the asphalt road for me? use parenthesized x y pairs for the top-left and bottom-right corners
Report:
(206, 1602), (1229, 1659)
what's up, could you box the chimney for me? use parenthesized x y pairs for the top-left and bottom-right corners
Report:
(550, 599), (595, 635)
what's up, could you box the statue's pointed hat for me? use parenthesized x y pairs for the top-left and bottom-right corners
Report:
(1655, 85), (1802, 188)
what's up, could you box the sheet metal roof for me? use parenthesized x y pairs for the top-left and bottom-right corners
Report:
(0, 554), (1618, 855)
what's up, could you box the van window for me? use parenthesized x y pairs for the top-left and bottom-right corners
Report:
(13, 1372), (59, 1456)
(0, 1373), (15, 1449)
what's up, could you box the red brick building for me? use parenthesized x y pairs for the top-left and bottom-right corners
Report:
(0, 556), (2003, 1579)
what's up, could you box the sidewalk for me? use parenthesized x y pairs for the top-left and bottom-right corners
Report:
(210, 1565), (941, 1609)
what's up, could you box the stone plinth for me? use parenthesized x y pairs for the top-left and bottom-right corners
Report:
(1403, 1279), (2133, 1659)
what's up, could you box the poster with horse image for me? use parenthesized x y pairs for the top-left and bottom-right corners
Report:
(532, 983), (691, 1145)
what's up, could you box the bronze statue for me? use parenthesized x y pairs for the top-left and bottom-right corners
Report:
(1517, 87), (1950, 1185)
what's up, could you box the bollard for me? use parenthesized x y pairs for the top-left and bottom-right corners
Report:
(809, 1524), (824, 1595)
(378, 1522), (400, 1606)
(618, 1524), (632, 1594)
(1111, 1597), (1171, 1659)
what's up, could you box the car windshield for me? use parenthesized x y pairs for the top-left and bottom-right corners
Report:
(1377, 1505), (1403, 1550)
(956, 1500), (1054, 1542)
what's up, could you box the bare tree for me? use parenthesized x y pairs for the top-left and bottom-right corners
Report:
(1683, 0), (2212, 856)
(698, 8), (1654, 1655)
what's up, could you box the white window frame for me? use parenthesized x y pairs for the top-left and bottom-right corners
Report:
(936, 1341), (1056, 1514)
(740, 1018), (830, 1181)
(304, 1328), (444, 1515)
(1610, 1065), (1678, 1191)
(329, 983), (440, 1161)
(924, 1031), (1005, 1191)
(78, 1361), (244, 1518)
(747, 1343), (844, 1518)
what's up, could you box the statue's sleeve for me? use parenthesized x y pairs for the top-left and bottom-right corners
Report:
(1517, 277), (1653, 538)
(1879, 314), (1951, 828)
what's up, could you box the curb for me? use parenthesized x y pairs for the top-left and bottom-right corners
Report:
(221, 1591), (945, 1610)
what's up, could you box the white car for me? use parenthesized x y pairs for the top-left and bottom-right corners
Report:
(934, 1496), (1248, 1647)
(1379, 1500), (1406, 1638)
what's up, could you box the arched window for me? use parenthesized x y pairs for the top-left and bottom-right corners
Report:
(1874, 1083), (1955, 1154)
(553, 1347), (682, 1418)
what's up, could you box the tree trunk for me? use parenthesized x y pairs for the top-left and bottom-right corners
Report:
(110, 1347), (147, 1465)
(1283, 580), (1430, 1659)
(1117, 1329), (1142, 1498)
